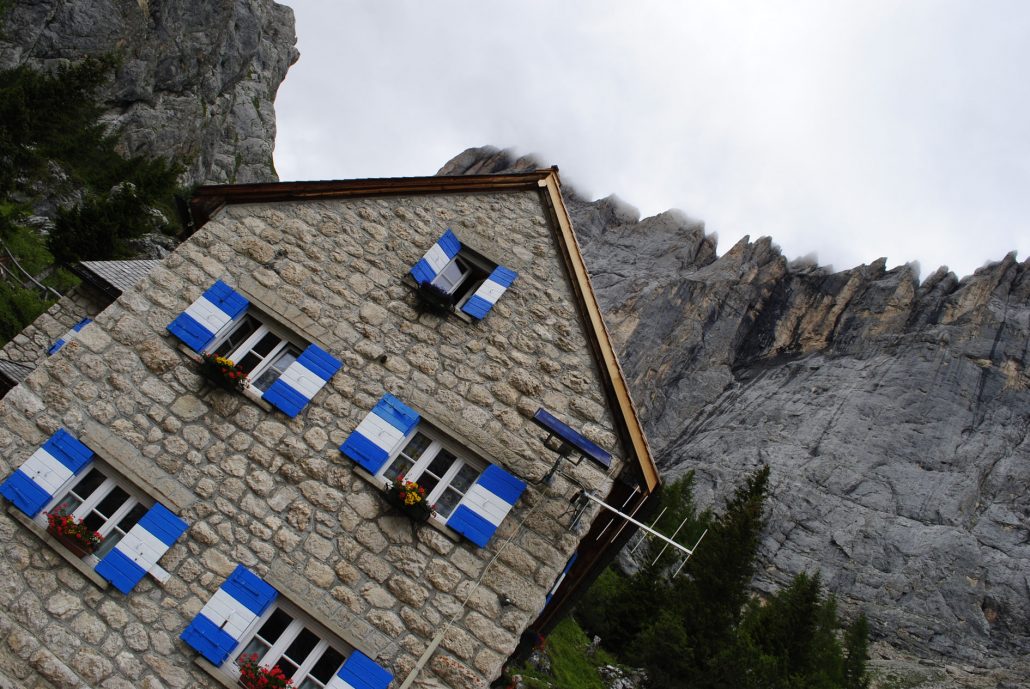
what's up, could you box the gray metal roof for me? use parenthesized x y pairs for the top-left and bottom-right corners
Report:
(77, 260), (161, 294)
(0, 359), (33, 384)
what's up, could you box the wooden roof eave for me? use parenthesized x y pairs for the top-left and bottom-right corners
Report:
(535, 173), (660, 493)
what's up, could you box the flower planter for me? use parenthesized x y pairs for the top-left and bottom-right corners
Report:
(198, 355), (249, 392)
(48, 527), (95, 558)
(45, 512), (103, 556)
(414, 282), (455, 317)
(383, 490), (435, 523)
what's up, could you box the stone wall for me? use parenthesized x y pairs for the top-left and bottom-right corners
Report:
(0, 283), (109, 370)
(0, 187), (625, 688)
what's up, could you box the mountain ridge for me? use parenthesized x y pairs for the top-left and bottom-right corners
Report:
(441, 146), (1030, 686)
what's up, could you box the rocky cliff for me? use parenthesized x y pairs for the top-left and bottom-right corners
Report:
(0, 0), (297, 185)
(442, 148), (1030, 686)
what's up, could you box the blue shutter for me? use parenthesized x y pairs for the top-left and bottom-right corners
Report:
(95, 503), (188, 593)
(180, 565), (278, 665)
(167, 280), (249, 352)
(410, 229), (461, 284)
(446, 465), (527, 547)
(328, 650), (393, 689)
(262, 344), (343, 417)
(48, 317), (92, 356)
(0, 429), (94, 517)
(546, 552), (578, 604)
(461, 265), (517, 320)
(340, 394), (420, 474)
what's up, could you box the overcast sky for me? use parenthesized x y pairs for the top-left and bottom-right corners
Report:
(274, 1), (1029, 280)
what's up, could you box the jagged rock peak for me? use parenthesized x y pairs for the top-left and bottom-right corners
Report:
(0, 0), (298, 186)
(441, 145), (1030, 686)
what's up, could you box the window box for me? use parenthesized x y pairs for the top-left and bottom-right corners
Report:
(182, 565), (393, 689)
(45, 512), (102, 558)
(381, 478), (435, 523)
(340, 393), (527, 547)
(198, 354), (249, 393)
(0, 428), (189, 594)
(167, 280), (342, 418)
(409, 229), (518, 320)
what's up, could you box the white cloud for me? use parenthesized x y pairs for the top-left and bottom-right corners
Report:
(275, 1), (1030, 279)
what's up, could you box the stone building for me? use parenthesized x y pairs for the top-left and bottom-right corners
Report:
(0, 260), (161, 397)
(0, 170), (659, 688)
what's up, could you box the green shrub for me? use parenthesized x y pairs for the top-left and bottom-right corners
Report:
(575, 467), (871, 689)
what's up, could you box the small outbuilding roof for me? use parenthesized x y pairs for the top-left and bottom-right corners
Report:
(73, 259), (162, 298)
(0, 358), (33, 385)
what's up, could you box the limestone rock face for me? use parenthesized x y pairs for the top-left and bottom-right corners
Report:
(441, 147), (1030, 683)
(0, 0), (298, 185)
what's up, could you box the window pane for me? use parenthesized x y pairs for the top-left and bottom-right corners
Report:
(283, 627), (319, 665)
(257, 609), (294, 644)
(84, 511), (105, 532)
(399, 433), (431, 461)
(431, 258), (468, 293)
(451, 464), (479, 493)
(426, 449), (458, 479)
(93, 530), (122, 559)
(237, 352), (261, 373)
(308, 647), (346, 683)
(214, 316), (259, 358)
(237, 637), (271, 665)
(252, 345), (299, 392)
(117, 503), (148, 532)
(68, 469), (105, 503)
(383, 456), (414, 484)
(277, 657), (299, 679)
(434, 487), (462, 518)
(95, 486), (130, 518)
(252, 331), (282, 358)
(418, 473), (440, 495)
(51, 494), (82, 516)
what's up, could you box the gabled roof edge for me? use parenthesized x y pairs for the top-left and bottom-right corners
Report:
(190, 171), (556, 227)
(536, 173), (660, 493)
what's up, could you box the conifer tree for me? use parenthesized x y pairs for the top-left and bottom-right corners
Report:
(843, 614), (871, 689)
(575, 465), (872, 689)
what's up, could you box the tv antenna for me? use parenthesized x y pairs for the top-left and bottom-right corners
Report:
(531, 407), (705, 576)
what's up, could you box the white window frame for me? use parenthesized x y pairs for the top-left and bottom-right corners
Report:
(33, 461), (152, 565)
(221, 598), (351, 689)
(374, 424), (484, 523)
(205, 310), (305, 399)
(431, 256), (472, 295)
(430, 250), (495, 310)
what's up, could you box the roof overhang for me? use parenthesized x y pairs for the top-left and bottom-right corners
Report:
(190, 169), (660, 493)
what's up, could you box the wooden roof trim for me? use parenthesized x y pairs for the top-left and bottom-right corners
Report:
(190, 172), (555, 227)
(536, 173), (661, 492)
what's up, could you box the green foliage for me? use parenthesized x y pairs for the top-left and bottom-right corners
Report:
(575, 466), (871, 689)
(48, 181), (171, 263)
(0, 51), (184, 345)
(512, 617), (619, 689)
(0, 281), (50, 343)
(843, 614), (871, 689)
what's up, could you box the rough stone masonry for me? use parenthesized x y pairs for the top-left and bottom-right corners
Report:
(0, 186), (625, 688)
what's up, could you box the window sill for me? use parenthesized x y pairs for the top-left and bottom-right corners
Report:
(352, 467), (459, 543)
(7, 506), (110, 591)
(193, 657), (240, 689)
